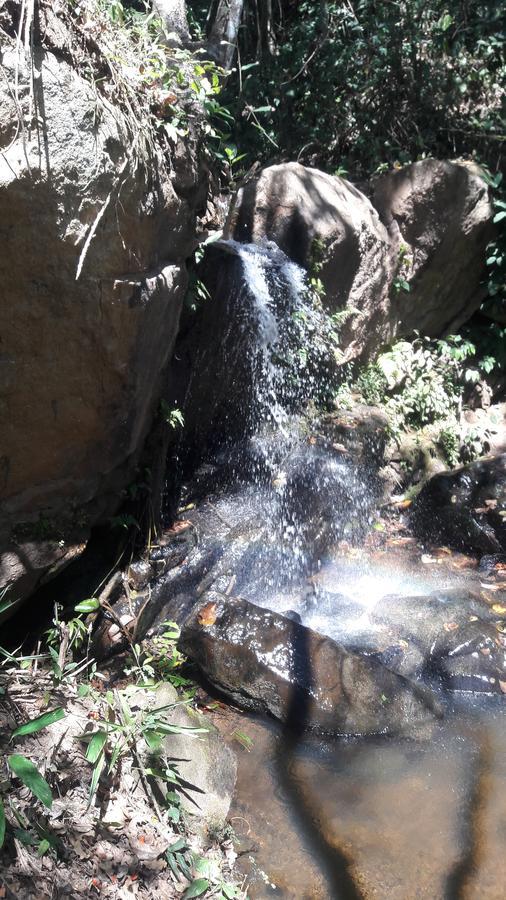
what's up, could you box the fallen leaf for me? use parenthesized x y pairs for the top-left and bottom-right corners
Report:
(443, 622), (459, 632)
(499, 680), (506, 693)
(492, 604), (506, 614)
(167, 520), (192, 535)
(198, 602), (217, 627)
(421, 554), (436, 564)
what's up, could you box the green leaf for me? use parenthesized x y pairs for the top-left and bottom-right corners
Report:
(0, 796), (5, 848)
(37, 839), (50, 856)
(12, 708), (65, 740)
(8, 755), (53, 809)
(75, 598), (100, 613)
(89, 750), (105, 801)
(183, 879), (210, 899)
(493, 211), (506, 223)
(0, 596), (14, 615)
(167, 837), (187, 853)
(85, 730), (108, 764)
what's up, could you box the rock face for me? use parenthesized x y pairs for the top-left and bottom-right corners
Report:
(224, 159), (493, 360)
(179, 594), (441, 736)
(0, 6), (206, 611)
(137, 682), (237, 826)
(153, 0), (191, 45)
(225, 162), (394, 360)
(411, 454), (506, 556)
(372, 158), (493, 336)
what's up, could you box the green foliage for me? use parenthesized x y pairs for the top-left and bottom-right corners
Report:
(80, 688), (207, 807)
(221, 0), (504, 176)
(7, 755), (53, 809)
(481, 169), (506, 310)
(0, 707), (68, 847)
(354, 332), (497, 465)
(125, 622), (193, 689)
(11, 708), (66, 740)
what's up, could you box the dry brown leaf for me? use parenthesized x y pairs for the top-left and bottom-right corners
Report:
(166, 520), (192, 535)
(198, 602), (218, 627)
(492, 603), (506, 614)
(499, 680), (506, 694)
(443, 622), (459, 632)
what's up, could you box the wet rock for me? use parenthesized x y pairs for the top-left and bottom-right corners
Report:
(179, 594), (441, 736)
(368, 590), (506, 693)
(320, 404), (390, 467)
(410, 454), (506, 556)
(127, 560), (154, 592)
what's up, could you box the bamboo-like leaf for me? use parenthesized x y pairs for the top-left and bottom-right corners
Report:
(12, 708), (65, 740)
(85, 730), (107, 764)
(0, 796), (5, 847)
(89, 751), (105, 802)
(8, 755), (53, 809)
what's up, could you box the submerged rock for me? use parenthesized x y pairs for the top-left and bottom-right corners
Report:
(178, 594), (441, 736)
(410, 454), (506, 557)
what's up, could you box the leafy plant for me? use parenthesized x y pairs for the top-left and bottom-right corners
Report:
(0, 707), (66, 848)
(80, 688), (207, 812)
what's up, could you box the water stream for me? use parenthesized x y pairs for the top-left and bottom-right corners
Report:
(161, 241), (506, 897)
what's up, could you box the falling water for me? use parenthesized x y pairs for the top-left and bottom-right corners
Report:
(179, 239), (377, 605)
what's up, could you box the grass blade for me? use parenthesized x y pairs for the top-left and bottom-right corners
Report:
(8, 755), (53, 809)
(85, 730), (108, 764)
(12, 708), (65, 740)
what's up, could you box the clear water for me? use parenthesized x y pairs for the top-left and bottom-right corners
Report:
(182, 241), (506, 897)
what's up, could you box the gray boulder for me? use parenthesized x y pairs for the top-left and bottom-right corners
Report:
(133, 682), (237, 826)
(224, 159), (493, 361)
(224, 162), (394, 361)
(372, 158), (494, 336)
(0, 6), (206, 611)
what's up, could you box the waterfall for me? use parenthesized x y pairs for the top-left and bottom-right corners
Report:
(179, 239), (376, 607)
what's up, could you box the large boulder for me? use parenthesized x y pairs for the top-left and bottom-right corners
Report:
(179, 593), (441, 736)
(0, 5), (206, 612)
(372, 158), (494, 336)
(410, 454), (506, 557)
(224, 160), (493, 361)
(224, 162), (394, 360)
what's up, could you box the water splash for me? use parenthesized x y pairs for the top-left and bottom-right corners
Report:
(182, 240), (376, 597)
